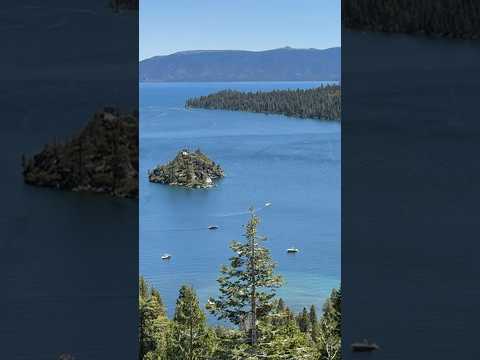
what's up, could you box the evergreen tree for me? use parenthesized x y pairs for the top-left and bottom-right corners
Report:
(186, 85), (341, 121)
(317, 288), (341, 360)
(254, 314), (315, 360)
(206, 210), (283, 346)
(309, 304), (319, 342)
(139, 278), (168, 360)
(343, 0), (480, 40)
(139, 276), (149, 300)
(168, 285), (215, 360)
(297, 307), (310, 333)
(151, 287), (164, 310)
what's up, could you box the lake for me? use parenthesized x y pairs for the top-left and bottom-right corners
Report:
(140, 81), (340, 321)
(1, 2), (138, 359)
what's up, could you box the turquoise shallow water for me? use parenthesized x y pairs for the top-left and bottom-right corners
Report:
(140, 81), (340, 322)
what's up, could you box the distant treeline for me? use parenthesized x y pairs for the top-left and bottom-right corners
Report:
(109, 0), (138, 11)
(343, 0), (480, 39)
(186, 85), (341, 121)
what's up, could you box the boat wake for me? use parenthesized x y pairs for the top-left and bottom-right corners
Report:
(212, 203), (271, 218)
(157, 226), (217, 232)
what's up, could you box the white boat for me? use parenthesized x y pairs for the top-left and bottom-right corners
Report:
(351, 339), (379, 352)
(208, 225), (219, 230)
(287, 247), (299, 253)
(265, 202), (272, 207)
(161, 254), (172, 260)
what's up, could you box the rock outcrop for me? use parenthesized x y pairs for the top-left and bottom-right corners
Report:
(22, 107), (138, 198)
(148, 149), (224, 188)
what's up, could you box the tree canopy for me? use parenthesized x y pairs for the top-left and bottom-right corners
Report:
(139, 213), (341, 359)
(186, 85), (341, 121)
(344, 0), (480, 40)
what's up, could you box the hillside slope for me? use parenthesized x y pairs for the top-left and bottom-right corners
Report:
(140, 47), (340, 82)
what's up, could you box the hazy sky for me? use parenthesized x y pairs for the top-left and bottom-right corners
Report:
(139, 0), (341, 60)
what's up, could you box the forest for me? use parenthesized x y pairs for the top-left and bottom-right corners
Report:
(343, 0), (480, 39)
(185, 85), (341, 121)
(22, 108), (138, 198)
(139, 212), (341, 360)
(110, 0), (139, 11)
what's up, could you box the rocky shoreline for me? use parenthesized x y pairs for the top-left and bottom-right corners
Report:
(22, 107), (138, 198)
(148, 149), (224, 188)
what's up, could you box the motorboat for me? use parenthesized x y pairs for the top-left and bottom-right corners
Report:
(161, 254), (172, 260)
(265, 202), (272, 207)
(287, 247), (299, 253)
(208, 225), (219, 230)
(351, 339), (379, 352)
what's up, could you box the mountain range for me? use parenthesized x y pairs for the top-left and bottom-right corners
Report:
(139, 47), (340, 82)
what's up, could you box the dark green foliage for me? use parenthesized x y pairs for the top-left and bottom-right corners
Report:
(22, 108), (138, 198)
(186, 85), (341, 121)
(148, 149), (224, 189)
(343, 0), (480, 40)
(138, 215), (342, 359)
(206, 211), (283, 345)
(139, 278), (168, 360)
(167, 286), (216, 360)
(309, 305), (319, 342)
(317, 288), (341, 360)
(254, 317), (316, 359)
(139, 276), (149, 300)
(297, 307), (311, 333)
(110, 0), (138, 11)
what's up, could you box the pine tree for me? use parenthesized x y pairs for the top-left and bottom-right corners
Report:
(186, 85), (341, 121)
(139, 276), (149, 300)
(297, 307), (310, 333)
(139, 278), (168, 360)
(151, 287), (164, 310)
(254, 314), (315, 360)
(206, 210), (283, 346)
(317, 288), (341, 360)
(168, 285), (215, 360)
(309, 304), (319, 342)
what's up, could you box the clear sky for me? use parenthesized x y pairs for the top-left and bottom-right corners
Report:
(139, 0), (340, 60)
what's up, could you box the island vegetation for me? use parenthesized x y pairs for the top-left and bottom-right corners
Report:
(343, 0), (480, 40)
(109, 0), (139, 11)
(148, 149), (224, 189)
(22, 107), (138, 198)
(186, 85), (341, 121)
(139, 212), (341, 360)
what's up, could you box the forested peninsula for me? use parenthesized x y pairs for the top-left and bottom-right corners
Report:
(22, 108), (138, 198)
(186, 85), (341, 121)
(344, 0), (480, 40)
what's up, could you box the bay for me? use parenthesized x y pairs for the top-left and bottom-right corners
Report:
(140, 81), (340, 322)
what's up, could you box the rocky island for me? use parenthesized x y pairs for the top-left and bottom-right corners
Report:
(148, 149), (224, 188)
(22, 107), (138, 198)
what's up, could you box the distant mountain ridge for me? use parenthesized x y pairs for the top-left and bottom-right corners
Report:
(139, 47), (340, 82)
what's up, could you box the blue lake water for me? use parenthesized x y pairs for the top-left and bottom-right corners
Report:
(140, 81), (340, 322)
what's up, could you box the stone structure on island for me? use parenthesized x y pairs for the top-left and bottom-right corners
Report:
(148, 149), (224, 188)
(22, 107), (138, 198)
